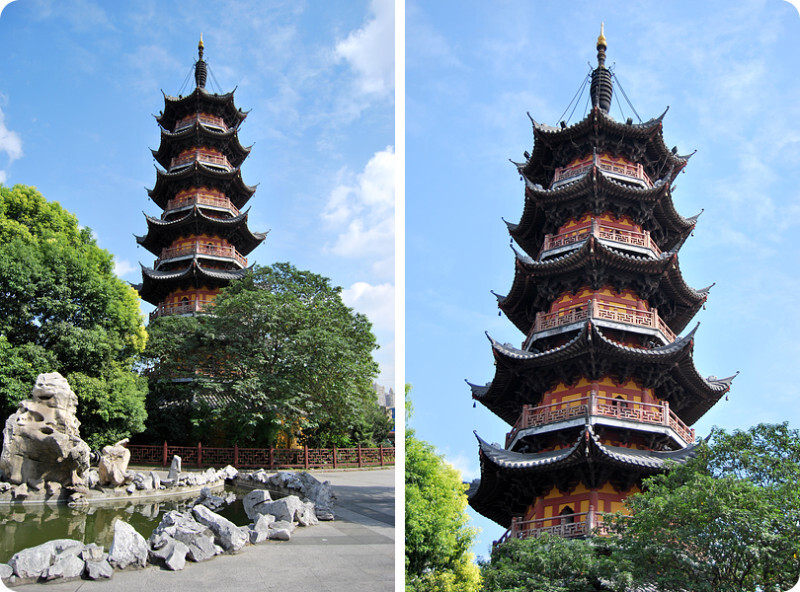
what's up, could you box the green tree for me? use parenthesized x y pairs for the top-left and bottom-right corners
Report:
(406, 388), (482, 592)
(608, 423), (800, 592)
(141, 262), (382, 446)
(480, 535), (630, 592)
(0, 184), (148, 448)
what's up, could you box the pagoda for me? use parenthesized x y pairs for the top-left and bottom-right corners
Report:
(467, 27), (736, 543)
(136, 36), (265, 320)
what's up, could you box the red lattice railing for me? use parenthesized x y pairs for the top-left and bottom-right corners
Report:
(127, 442), (395, 470)
(505, 393), (694, 448)
(527, 298), (676, 346)
(496, 512), (609, 545)
(540, 219), (661, 257)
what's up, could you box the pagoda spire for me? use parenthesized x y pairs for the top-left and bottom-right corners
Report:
(590, 23), (613, 113)
(195, 33), (207, 89)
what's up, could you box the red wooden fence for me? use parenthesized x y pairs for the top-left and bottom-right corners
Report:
(127, 442), (395, 470)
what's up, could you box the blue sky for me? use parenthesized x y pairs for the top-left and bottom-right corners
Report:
(0, 0), (395, 388)
(407, 0), (800, 556)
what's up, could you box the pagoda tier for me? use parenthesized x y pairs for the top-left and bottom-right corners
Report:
(138, 261), (249, 308)
(156, 88), (247, 132)
(151, 122), (251, 170)
(136, 208), (266, 257)
(506, 166), (701, 256)
(469, 426), (697, 529)
(496, 236), (710, 336)
(521, 108), (692, 190)
(148, 161), (257, 211)
(470, 322), (734, 426)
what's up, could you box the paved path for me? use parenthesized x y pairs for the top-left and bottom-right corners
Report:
(4, 468), (395, 592)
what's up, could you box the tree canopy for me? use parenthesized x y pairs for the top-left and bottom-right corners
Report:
(609, 422), (800, 592)
(477, 423), (800, 592)
(405, 389), (482, 592)
(0, 184), (148, 448)
(141, 262), (387, 447)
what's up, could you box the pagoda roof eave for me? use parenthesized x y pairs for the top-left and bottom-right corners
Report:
(151, 123), (251, 169)
(468, 424), (697, 527)
(157, 87), (247, 131)
(499, 238), (707, 334)
(523, 107), (688, 188)
(137, 261), (251, 305)
(509, 173), (693, 256)
(137, 207), (266, 255)
(147, 161), (257, 210)
(471, 322), (726, 425)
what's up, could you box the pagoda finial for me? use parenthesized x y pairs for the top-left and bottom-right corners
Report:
(590, 23), (613, 113)
(596, 23), (607, 67)
(195, 34), (207, 89)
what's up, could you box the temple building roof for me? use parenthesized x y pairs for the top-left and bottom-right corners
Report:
(136, 207), (266, 256)
(137, 260), (250, 305)
(151, 123), (251, 169)
(147, 161), (257, 210)
(496, 236), (709, 334)
(469, 322), (735, 426)
(506, 169), (697, 256)
(468, 425), (698, 527)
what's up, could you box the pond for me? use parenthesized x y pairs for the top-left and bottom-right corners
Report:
(0, 486), (253, 564)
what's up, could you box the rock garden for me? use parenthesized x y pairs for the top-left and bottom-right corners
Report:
(0, 373), (336, 586)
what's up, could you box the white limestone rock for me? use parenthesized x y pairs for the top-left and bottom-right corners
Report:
(166, 455), (181, 484)
(218, 465), (238, 481)
(9, 539), (84, 580)
(108, 519), (148, 569)
(0, 563), (12, 581)
(84, 558), (113, 580)
(242, 489), (272, 520)
(0, 373), (90, 490)
(98, 439), (131, 487)
(268, 528), (292, 541)
(254, 495), (305, 523)
(44, 553), (84, 581)
(164, 540), (189, 571)
(192, 504), (248, 552)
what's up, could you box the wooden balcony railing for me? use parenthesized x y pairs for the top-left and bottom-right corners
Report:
(170, 150), (232, 171)
(505, 392), (695, 448)
(540, 219), (660, 257)
(155, 242), (247, 268)
(552, 155), (652, 188)
(149, 298), (215, 321)
(528, 298), (676, 344)
(175, 113), (228, 131)
(496, 511), (609, 545)
(165, 192), (240, 216)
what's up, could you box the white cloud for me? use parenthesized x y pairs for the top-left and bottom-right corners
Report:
(0, 105), (22, 184)
(323, 146), (394, 276)
(341, 281), (394, 332)
(335, 0), (394, 97)
(446, 451), (480, 482)
(113, 258), (137, 279)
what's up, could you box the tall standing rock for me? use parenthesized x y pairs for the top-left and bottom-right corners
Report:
(0, 373), (90, 490)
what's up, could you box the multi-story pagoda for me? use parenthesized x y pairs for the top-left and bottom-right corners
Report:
(468, 28), (736, 543)
(136, 37), (265, 320)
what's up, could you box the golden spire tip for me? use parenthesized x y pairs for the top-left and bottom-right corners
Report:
(597, 22), (607, 48)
